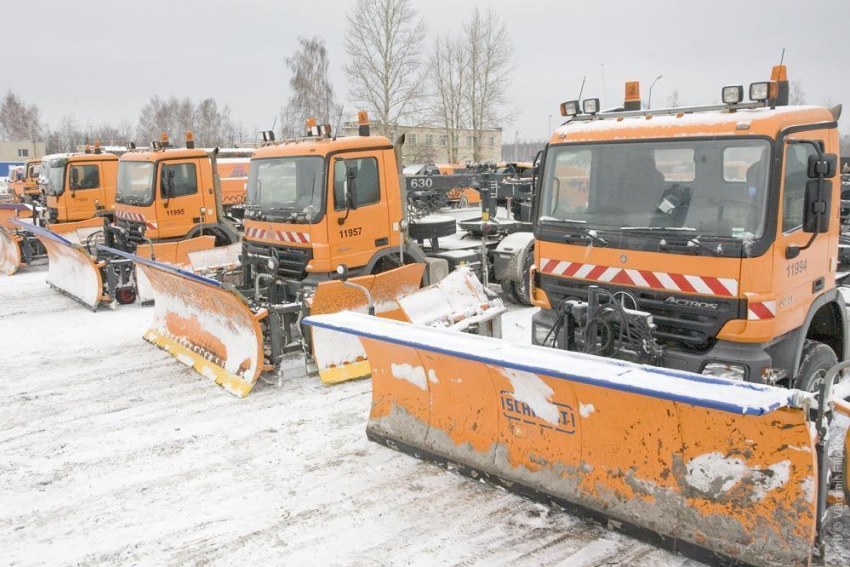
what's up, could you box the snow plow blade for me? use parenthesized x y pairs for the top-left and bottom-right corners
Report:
(302, 312), (819, 567)
(308, 263), (425, 384)
(48, 217), (106, 247)
(106, 247), (264, 398)
(12, 219), (105, 309)
(0, 228), (23, 275)
(0, 204), (32, 275)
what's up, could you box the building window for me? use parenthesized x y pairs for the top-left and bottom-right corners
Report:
(466, 136), (473, 147)
(489, 135), (495, 148)
(439, 135), (447, 147)
(408, 133), (417, 146)
(17, 148), (29, 158)
(426, 134), (433, 146)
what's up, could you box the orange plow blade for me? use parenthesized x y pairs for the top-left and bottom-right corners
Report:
(0, 228), (23, 275)
(302, 312), (819, 567)
(107, 247), (265, 398)
(12, 220), (105, 309)
(308, 264), (424, 384)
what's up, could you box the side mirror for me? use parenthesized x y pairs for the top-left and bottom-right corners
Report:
(345, 166), (358, 210)
(808, 153), (838, 179)
(336, 264), (349, 281)
(803, 178), (832, 233)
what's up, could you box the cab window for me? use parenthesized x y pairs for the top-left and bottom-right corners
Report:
(333, 157), (380, 210)
(782, 143), (818, 233)
(161, 163), (198, 198)
(70, 164), (99, 190)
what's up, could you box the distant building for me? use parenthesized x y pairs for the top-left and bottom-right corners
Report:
(0, 141), (46, 176)
(341, 122), (502, 166)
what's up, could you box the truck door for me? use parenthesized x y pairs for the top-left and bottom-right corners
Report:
(66, 162), (101, 221)
(328, 151), (392, 271)
(155, 159), (203, 240)
(773, 132), (831, 333)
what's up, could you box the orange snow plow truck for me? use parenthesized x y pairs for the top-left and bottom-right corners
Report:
(0, 146), (118, 276)
(9, 158), (41, 203)
(12, 133), (249, 309)
(297, 67), (850, 567)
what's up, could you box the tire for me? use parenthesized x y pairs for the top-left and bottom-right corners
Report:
(513, 249), (534, 306)
(796, 340), (838, 394)
(501, 279), (520, 303)
(408, 216), (456, 240)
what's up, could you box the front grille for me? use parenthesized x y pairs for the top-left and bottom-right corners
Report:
(243, 241), (313, 280)
(539, 273), (746, 353)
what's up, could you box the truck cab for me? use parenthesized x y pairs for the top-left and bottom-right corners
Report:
(111, 134), (243, 249)
(41, 149), (117, 224)
(9, 159), (40, 202)
(241, 122), (419, 299)
(531, 68), (845, 392)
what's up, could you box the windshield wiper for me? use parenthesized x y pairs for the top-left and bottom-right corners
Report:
(620, 226), (722, 256)
(540, 217), (609, 247)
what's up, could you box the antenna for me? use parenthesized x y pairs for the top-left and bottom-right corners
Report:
(600, 64), (608, 108)
(334, 105), (345, 139)
(271, 115), (278, 135)
(779, 47), (785, 68)
(577, 76), (587, 101)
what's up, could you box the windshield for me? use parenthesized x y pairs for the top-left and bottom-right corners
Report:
(116, 161), (155, 206)
(247, 157), (324, 223)
(539, 139), (771, 239)
(44, 162), (66, 196)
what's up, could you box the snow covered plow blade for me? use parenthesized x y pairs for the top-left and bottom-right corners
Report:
(0, 204), (32, 275)
(308, 263), (425, 384)
(11, 219), (105, 309)
(107, 247), (263, 398)
(303, 312), (821, 567)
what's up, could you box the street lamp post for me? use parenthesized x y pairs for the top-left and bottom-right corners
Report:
(648, 75), (663, 110)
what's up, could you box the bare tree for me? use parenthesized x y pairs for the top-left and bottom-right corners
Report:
(463, 9), (515, 162)
(0, 91), (44, 141)
(344, 0), (427, 136)
(667, 90), (680, 108)
(280, 37), (340, 139)
(790, 80), (806, 105)
(430, 34), (469, 163)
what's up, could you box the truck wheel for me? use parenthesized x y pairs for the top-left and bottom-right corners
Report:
(796, 340), (838, 394)
(513, 250), (534, 306)
(500, 279), (520, 303)
(408, 215), (456, 240)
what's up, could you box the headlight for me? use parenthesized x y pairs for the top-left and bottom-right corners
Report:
(721, 85), (744, 105)
(702, 362), (747, 381)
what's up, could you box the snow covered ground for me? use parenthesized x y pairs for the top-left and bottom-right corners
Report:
(1, 262), (848, 566)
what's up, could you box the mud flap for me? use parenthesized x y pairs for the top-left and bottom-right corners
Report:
(308, 264), (425, 384)
(107, 247), (264, 398)
(303, 312), (819, 567)
(12, 220), (105, 309)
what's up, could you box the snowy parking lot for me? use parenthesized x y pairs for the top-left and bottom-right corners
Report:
(1, 267), (849, 566)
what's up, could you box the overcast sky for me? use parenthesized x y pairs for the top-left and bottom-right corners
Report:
(4, 0), (848, 141)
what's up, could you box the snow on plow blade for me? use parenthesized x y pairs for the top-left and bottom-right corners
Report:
(105, 247), (264, 398)
(308, 263), (425, 384)
(0, 204), (32, 275)
(11, 219), (104, 309)
(303, 312), (818, 567)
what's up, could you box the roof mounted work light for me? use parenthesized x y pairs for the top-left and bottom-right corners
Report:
(560, 100), (580, 117)
(260, 130), (276, 143)
(722, 85), (744, 105)
(749, 81), (775, 102)
(582, 98), (600, 115)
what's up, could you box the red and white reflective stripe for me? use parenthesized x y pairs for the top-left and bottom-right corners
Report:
(540, 258), (738, 297)
(116, 209), (157, 230)
(245, 226), (310, 244)
(747, 301), (776, 320)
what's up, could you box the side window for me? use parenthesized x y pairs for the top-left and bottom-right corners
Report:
(333, 157), (380, 211)
(161, 163), (198, 198)
(782, 144), (817, 233)
(71, 164), (100, 190)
